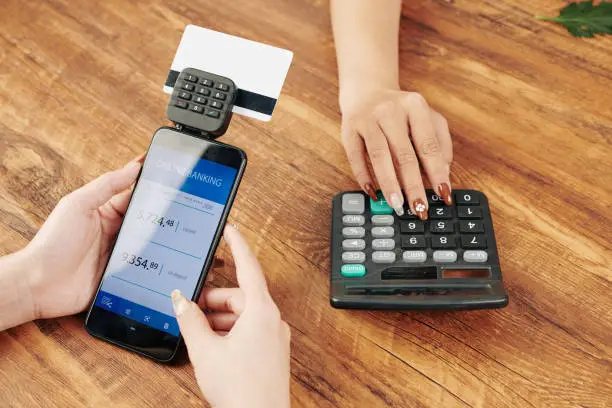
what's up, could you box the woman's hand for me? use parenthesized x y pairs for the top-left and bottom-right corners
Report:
(340, 88), (453, 220)
(22, 155), (144, 320)
(171, 225), (291, 408)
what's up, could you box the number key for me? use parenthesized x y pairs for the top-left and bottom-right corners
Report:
(456, 192), (480, 205)
(400, 220), (424, 234)
(194, 96), (207, 105)
(427, 192), (444, 205)
(401, 235), (426, 249)
(213, 91), (227, 101)
(429, 206), (452, 219)
(458, 206), (482, 219)
(191, 104), (204, 114)
(200, 78), (214, 87)
(431, 235), (456, 249)
(461, 234), (487, 249)
(430, 220), (454, 234)
(178, 91), (191, 100)
(459, 220), (484, 233)
(182, 83), (195, 91)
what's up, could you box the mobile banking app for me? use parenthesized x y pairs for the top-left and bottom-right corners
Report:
(94, 144), (238, 336)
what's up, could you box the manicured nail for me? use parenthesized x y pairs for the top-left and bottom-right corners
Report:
(171, 289), (189, 316)
(436, 183), (453, 206)
(413, 199), (428, 220)
(363, 183), (378, 201)
(389, 193), (404, 216)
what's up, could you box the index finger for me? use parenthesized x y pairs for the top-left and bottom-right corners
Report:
(222, 224), (270, 302)
(402, 95), (453, 205)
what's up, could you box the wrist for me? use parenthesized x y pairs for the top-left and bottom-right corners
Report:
(339, 82), (400, 115)
(0, 248), (39, 330)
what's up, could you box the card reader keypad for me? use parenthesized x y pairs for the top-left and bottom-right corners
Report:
(330, 189), (508, 310)
(166, 68), (236, 137)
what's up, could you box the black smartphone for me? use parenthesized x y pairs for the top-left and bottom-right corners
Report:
(85, 127), (247, 362)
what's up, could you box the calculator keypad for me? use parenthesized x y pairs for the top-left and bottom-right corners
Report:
(336, 190), (497, 279)
(332, 189), (507, 310)
(166, 68), (236, 137)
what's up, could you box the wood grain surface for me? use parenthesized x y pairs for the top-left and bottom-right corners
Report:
(1, 0), (611, 407)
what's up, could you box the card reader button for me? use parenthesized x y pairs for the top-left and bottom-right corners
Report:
(216, 83), (230, 91)
(184, 74), (198, 83)
(210, 100), (224, 110)
(196, 87), (211, 96)
(205, 109), (220, 118)
(194, 96), (207, 105)
(182, 83), (195, 91)
(191, 104), (204, 114)
(200, 78), (214, 87)
(178, 91), (192, 100)
(213, 91), (227, 101)
(174, 100), (188, 109)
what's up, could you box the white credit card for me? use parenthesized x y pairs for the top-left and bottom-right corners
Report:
(164, 25), (293, 122)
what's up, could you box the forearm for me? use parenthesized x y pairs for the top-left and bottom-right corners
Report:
(0, 250), (37, 330)
(331, 0), (401, 110)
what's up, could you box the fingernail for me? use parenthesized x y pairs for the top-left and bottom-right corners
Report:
(171, 289), (189, 316)
(436, 183), (453, 206)
(363, 183), (378, 201)
(389, 193), (404, 216)
(413, 199), (428, 220)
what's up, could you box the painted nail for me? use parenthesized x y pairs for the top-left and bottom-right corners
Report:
(363, 183), (378, 201)
(171, 289), (189, 316)
(413, 199), (428, 221)
(436, 183), (453, 206)
(389, 193), (404, 216)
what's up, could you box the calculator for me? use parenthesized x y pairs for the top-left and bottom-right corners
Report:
(166, 68), (236, 137)
(330, 190), (509, 310)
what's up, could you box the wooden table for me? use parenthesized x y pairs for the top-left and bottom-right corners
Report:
(1, 1), (610, 407)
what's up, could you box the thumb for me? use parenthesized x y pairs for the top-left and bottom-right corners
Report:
(74, 161), (141, 211)
(171, 290), (217, 358)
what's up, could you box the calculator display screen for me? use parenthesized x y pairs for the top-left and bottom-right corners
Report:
(86, 128), (245, 360)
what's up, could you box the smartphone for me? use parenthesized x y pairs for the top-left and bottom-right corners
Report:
(85, 127), (247, 362)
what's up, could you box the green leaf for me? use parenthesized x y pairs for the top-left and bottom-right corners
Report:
(536, 0), (612, 37)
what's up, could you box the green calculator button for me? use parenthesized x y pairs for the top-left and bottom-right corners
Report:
(370, 194), (393, 215)
(341, 264), (366, 278)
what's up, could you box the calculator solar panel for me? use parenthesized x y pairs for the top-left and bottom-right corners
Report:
(330, 190), (509, 310)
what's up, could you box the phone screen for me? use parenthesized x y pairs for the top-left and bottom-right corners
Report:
(88, 130), (242, 343)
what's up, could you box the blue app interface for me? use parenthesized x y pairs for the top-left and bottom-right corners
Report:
(94, 144), (238, 336)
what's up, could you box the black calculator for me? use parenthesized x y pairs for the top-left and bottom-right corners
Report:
(166, 68), (236, 137)
(330, 190), (509, 310)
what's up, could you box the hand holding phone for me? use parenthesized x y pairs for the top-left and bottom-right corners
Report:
(172, 225), (291, 408)
(6, 156), (144, 330)
(85, 127), (247, 361)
